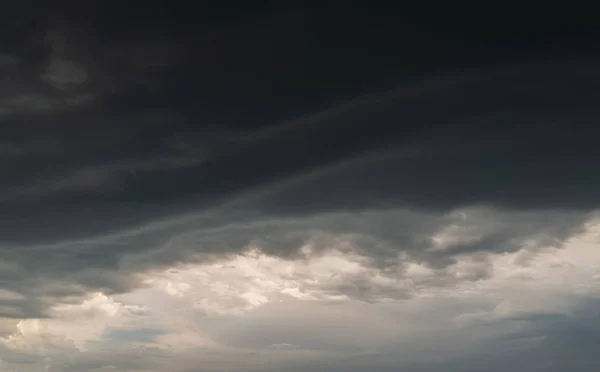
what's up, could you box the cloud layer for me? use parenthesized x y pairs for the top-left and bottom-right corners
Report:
(1, 4), (600, 371)
(1, 213), (599, 371)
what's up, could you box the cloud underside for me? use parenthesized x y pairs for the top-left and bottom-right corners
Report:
(0, 205), (599, 371)
(2, 61), (600, 245)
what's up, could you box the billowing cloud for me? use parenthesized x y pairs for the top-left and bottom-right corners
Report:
(0, 216), (598, 371)
(1, 4), (599, 371)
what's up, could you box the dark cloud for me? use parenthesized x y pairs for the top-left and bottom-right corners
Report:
(1, 60), (599, 246)
(2, 3), (599, 251)
(0, 205), (592, 318)
(1, 15), (599, 323)
(0, 6), (599, 371)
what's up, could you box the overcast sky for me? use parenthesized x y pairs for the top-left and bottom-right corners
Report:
(1, 2), (599, 371)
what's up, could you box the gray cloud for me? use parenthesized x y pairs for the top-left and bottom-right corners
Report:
(0, 205), (593, 319)
(1, 6), (599, 370)
(0, 207), (597, 369)
(1, 60), (599, 247)
(271, 299), (600, 372)
(0, 63), (597, 366)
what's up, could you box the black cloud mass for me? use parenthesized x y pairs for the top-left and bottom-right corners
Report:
(0, 2), (599, 371)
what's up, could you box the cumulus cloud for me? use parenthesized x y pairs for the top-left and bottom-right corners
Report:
(0, 205), (589, 321)
(0, 216), (598, 371)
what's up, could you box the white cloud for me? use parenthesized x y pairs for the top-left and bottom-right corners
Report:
(1, 293), (147, 355)
(0, 213), (598, 371)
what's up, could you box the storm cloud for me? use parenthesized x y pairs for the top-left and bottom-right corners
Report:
(0, 2), (599, 371)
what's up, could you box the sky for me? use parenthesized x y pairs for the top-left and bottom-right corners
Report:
(1, 2), (600, 371)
